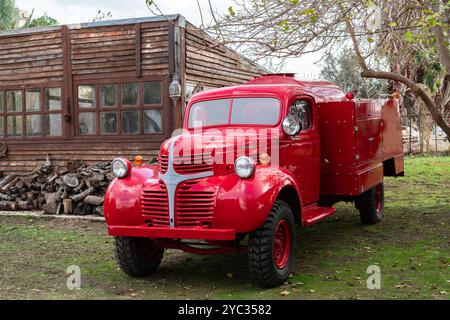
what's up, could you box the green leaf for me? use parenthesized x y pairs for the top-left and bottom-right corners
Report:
(368, 37), (375, 43)
(388, 21), (397, 27)
(404, 31), (414, 43)
(278, 20), (289, 32)
(299, 8), (315, 16)
(228, 6), (236, 17)
(290, 0), (299, 5)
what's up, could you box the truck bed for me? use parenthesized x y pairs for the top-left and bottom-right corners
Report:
(318, 98), (404, 196)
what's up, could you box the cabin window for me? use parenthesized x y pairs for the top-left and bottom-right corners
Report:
(290, 100), (312, 130)
(144, 109), (162, 133)
(100, 84), (116, 108)
(26, 89), (40, 111)
(100, 111), (118, 134)
(78, 85), (96, 108)
(45, 88), (62, 111)
(143, 82), (162, 105)
(7, 115), (22, 137)
(7, 91), (22, 112)
(121, 83), (139, 106)
(77, 81), (163, 136)
(0, 87), (62, 139)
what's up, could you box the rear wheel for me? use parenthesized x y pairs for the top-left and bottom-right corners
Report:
(248, 200), (296, 287)
(355, 183), (384, 225)
(115, 237), (164, 277)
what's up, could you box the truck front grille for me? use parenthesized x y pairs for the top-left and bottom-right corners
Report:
(141, 180), (216, 228)
(141, 181), (170, 226)
(159, 153), (213, 175)
(175, 180), (215, 228)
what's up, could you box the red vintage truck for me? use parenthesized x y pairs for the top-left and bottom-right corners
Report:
(104, 74), (404, 287)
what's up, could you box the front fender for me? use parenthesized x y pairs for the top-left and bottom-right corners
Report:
(104, 165), (158, 226)
(215, 165), (302, 232)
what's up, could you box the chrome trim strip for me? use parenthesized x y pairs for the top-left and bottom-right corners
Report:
(159, 138), (214, 228)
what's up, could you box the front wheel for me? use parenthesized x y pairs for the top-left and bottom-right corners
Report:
(355, 183), (384, 225)
(115, 237), (164, 277)
(248, 200), (296, 287)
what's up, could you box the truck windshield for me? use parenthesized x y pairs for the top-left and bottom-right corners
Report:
(188, 98), (280, 128)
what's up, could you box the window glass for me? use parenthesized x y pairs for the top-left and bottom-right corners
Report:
(7, 91), (22, 112)
(188, 99), (230, 128)
(26, 89), (41, 112)
(100, 84), (116, 107)
(290, 100), (312, 130)
(231, 98), (280, 125)
(45, 88), (61, 111)
(143, 82), (162, 105)
(144, 109), (162, 133)
(100, 111), (118, 134)
(26, 115), (41, 137)
(0, 92), (3, 112)
(0, 116), (3, 137)
(7, 115), (22, 137)
(44, 114), (62, 136)
(121, 83), (138, 105)
(78, 85), (96, 108)
(79, 112), (96, 135)
(121, 110), (140, 134)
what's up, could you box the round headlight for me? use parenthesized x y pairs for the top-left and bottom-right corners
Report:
(282, 115), (302, 136)
(234, 156), (255, 179)
(112, 158), (129, 178)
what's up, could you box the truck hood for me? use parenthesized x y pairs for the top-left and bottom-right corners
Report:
(160, 130), (281, 166)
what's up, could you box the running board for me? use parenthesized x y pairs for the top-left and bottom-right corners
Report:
(302, 204), (336, 227)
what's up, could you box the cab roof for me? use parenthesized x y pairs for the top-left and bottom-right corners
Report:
(190, 74), (346, 103)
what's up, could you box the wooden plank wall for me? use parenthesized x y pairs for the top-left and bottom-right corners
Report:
(70, 25), (137, 76)
(1, 143), (161, 175)
(185, 23), (266, 88)
(0, 29), (64, 87)
(141, 22), (170, 76)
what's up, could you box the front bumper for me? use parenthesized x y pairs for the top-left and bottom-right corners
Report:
(108, 225), (236, 241)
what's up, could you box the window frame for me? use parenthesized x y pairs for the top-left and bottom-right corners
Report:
(74, 76), (166, 139)
(287, 96), (316, 134)
(0, 84), (63, 140)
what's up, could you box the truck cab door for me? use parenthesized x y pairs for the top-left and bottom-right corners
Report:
(282, 97), (321, 205)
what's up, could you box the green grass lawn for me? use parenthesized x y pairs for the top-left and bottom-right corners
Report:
(0, 156), (448, 300)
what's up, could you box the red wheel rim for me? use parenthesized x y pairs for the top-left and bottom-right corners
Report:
(273, 220), (291, 269)
(374, 184), (383, 215)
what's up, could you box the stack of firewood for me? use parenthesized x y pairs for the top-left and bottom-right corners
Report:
(0, 158), (113, 216)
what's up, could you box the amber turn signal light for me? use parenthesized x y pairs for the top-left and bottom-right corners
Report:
(259, 153), (271, 165)
(134, 155), (143, 166)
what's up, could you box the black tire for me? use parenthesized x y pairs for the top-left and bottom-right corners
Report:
(248, 200), (296, 287)
(114, 236), (164, 277)
(355, 183), (384, 225)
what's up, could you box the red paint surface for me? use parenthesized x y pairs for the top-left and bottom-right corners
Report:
(104, 75), (404, 246)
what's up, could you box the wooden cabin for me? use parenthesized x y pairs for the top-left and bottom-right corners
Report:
(0, 15), (266, 175)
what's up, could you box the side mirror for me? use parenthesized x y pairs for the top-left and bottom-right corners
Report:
(282, 115), (302, 136)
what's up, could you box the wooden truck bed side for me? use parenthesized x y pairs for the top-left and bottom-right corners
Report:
(318, 98), (403, 196)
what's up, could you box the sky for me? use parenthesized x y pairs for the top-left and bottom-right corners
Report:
(16, 0), (321, 78)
